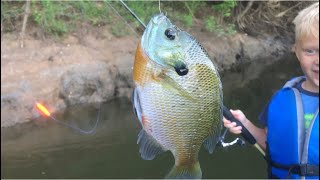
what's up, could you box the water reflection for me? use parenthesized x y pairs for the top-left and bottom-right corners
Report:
(1, 53), (302, 179)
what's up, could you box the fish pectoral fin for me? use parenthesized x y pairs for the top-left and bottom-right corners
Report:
(157, 72), (196, 102)
(137, 129), (166, 160)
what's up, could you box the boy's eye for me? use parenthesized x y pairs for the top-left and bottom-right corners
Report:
(303, 49), (318, 55)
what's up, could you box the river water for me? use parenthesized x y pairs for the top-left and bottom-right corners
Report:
(1, 53), (302, 179)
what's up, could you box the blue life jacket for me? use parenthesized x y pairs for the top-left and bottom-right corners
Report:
(266, 76), (319, 179)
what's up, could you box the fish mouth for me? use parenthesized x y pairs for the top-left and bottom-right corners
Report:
(141, 13), (168, 60)
(151, 13), (167, 25)
(174, 62), (189, 76)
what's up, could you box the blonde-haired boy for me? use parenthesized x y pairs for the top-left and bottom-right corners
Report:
(224, 2), (319, 179)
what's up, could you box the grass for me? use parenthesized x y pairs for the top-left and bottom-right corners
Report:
(1, 1), (238, 37)
(32, 1), (69, 36)
(1, 2), (24, 32)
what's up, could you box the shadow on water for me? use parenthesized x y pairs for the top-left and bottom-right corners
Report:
(1, 53), (302, 179)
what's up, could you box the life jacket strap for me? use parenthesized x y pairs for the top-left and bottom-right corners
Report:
(271, 161), (319, 177)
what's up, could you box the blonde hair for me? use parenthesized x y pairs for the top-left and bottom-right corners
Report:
(293, 2), (319, 42)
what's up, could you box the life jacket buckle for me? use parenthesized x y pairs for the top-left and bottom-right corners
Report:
(290, 164), (319, 176)
(300, 164), (308, 176)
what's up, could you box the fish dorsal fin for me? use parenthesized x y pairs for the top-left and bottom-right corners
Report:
(137, 129), (167, 160)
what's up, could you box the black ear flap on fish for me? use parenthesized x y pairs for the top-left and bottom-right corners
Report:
(137, 129), (167, 160)
(172, 59), (188, 76)
(174, 63), (189, 76)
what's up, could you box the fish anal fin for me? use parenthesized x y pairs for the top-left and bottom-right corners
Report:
(137, 129), (166, 160)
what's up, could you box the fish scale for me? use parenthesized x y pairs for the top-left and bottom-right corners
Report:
(133, 13), (222, 179)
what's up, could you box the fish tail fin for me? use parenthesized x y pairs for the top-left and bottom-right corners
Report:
(165, 161), (201, 179)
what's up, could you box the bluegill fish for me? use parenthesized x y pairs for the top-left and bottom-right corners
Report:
(132, 13), (222, 179)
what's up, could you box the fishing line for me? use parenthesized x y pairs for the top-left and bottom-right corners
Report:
(61, 104), (100, 134)
(105, 1), (141, 38)
(119, 0), (146, 29)
(33, 82), (102, 134)
(36, 102), (101, 134)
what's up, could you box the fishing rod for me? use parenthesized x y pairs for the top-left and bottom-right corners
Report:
(118, 0), (266, 157)
(222, 106), (266, 156)
(119, 0), (146, 29)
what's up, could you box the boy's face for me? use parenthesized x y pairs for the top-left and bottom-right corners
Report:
(295, 35), (319, 92)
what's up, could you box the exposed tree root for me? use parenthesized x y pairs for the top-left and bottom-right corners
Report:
(19, 0), (31, 48)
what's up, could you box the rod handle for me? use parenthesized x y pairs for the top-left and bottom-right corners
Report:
(222, 106), (257, 145)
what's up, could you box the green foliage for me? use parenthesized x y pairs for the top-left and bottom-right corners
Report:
(184, 1), (205, 15)
(1, 2), (24, 32)
(204, 0), (238, 36)
(31, 1), (111, 36)
(212, 0), (237, 17)
(32, 0), (68, 36)
(226, 23), (237, 35)
(205, 16), (219, 33)
(205, 16), (237, 36)
(111, 21), (129, 37)
(1, 1), (238, 37)
(181, 14), (193, 28)
(122, 1), (159, 29)
(72, 1), (110, 26)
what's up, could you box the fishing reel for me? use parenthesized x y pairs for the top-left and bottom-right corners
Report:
(217, 128), (246, 148)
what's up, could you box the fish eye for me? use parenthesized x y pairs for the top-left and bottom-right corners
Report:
(165, 28), (176, 40)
